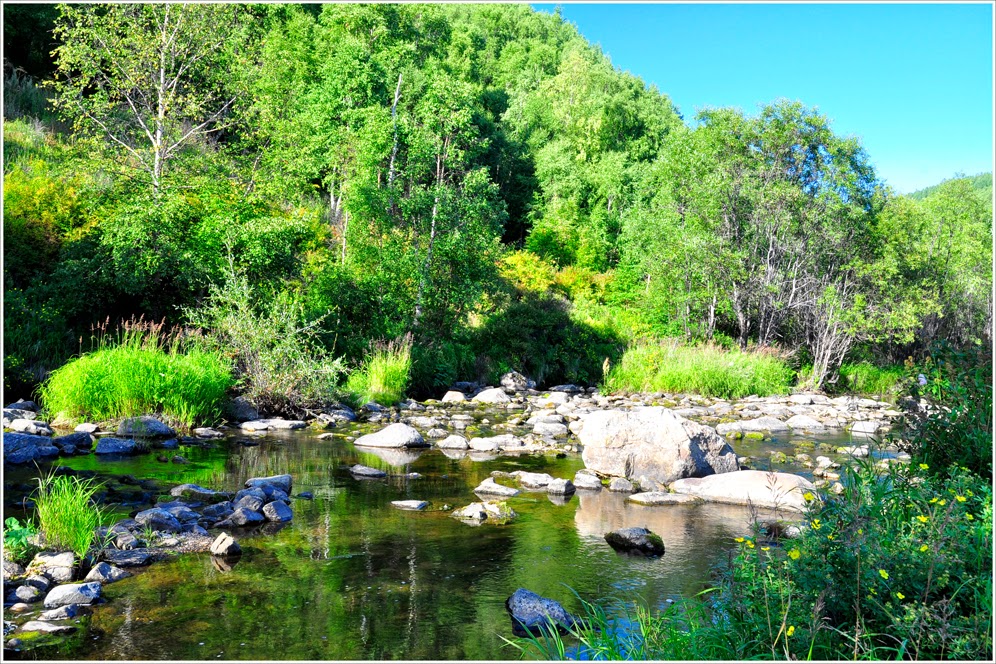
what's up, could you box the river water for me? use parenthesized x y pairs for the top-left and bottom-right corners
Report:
(5, 416), (882, 660)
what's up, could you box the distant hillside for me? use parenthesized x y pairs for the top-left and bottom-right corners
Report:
(910, 172), (992, 200)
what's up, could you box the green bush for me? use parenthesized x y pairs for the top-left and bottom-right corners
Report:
(604, 341), (793, 399)
(345, 335), (413, 406)
(184, 267), (345, 416)
(901, 342), (992, 478)
(39, 320), (232, 427)
(33, 472), (107, 559)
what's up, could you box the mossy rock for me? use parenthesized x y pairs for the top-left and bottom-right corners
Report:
(769, 451), (789, 464)
(794, 440), (816, 451)
(744, 431), (766, 440)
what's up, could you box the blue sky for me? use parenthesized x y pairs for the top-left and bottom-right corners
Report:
(533, 2), (993, 194)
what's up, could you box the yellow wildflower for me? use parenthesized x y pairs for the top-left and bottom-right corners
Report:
(811, 519), (822, 530)
(761, 546), (770, 551)
(879, 569), (889, 580)
(919, 544), (929, 552)
(929, 497), (939, 504)
(966, 489), (974, 497)
(896, 592), (905, 600)
(919, 463), (929, 470)
(788, 548), (801, 560)
(956, 495), (966, 502)
(916, 515), (929, 523)
(938, 499), (946, 506)
(787, 625), (795, 637)
(803, 492), (814, 502)
(746, 540), (755, 549)
(735, 537), (745, 543)
(827, 534), (834, 541)
(965, 514), (974, 521)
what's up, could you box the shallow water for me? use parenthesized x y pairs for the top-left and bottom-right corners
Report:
(5, 420), (886, 660)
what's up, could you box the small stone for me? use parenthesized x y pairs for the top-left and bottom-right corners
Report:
(349, 464), (386, 478)
(262, 500), (293, 522)
(210, 533), (241, 556)
(546, 479), (575, 495)
(607, 477), (635, 493)
(83, 562), (131, 584)
(473, 477), (520, 497)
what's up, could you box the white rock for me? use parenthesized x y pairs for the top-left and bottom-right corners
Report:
(669, 470), (816, 512)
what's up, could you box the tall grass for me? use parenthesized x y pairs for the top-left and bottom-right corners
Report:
(33, 471), (107, 559)
(39, 318), (233, 427)
(837, 361), (904, 397)
(345, 334), (413, 406)
(603, 340), (793, 399)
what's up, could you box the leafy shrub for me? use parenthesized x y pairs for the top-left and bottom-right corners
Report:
(345, 335), (413, 406)
(39, 318), (233, 427)
(604, 341), (793, 398)
(498, 250), (556, 295)
(901, 342), (992, 478)
(3, 517), (40, 565)
(184, 267), (345, 416)
(33, 472), (107, 559)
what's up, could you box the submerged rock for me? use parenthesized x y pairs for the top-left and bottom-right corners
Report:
(626, 491), (702, 506)
(391, 500), (429, 511)
(579, 407), (738, 485)
(349, 464), (387, 478)
(604, 527), (666, 556)
(505, 588), (579, 637)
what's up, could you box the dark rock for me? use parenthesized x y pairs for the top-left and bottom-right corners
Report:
(117, 415), (175, 438)
(43, 582), (102, 608)
(5, 399), (38, 412)
(349, 464), (386, 478)
(94, 437), (138, 455)
(6, 585), (42, 604)
(134, 507), (182, 533)
(262, 500), (293, 522)
(101, 549), (152, 567)
(228, 396), (259, 422)
(604, 527), (666, 557)
(201, 501), (234, 519)
(169, 483), (230, 503)
(182, 524), (209, 536)
(3, 433), (54, 464)
(234, 495), (264, 513)
(170, 455), (188, 464)
(22, 575), (51, 592)
(505, 588), (579, 637)
(297, 491), (314, 500)
(155, 438), (180, 450)
(220, 507), (265, 527)
(52, 432), (93, 450)
(162, 505), (200, 523)
(245, 474), (293, 494)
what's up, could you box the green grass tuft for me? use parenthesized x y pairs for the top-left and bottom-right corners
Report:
(838, 361), (904, 397)
(603, 341), (793, 399)
(33, 472), (107, 559)
(38, 321), (232, 427)
(345, 334), (413, 406)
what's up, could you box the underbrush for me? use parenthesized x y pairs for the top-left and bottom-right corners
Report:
(603, 341), (793, 398)
(345, 334), (413, 406)
(836, 361), (905, 398)
(38, 319), (232, 427)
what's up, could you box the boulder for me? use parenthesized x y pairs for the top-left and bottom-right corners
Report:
(170, 483), (230, 503)
(785, 415), (826, 432)
(468, 434), (521, 451)
(134, 508), (182, 533)
(83, 562), (131, 584)
(406, 416), (441, 429)
(319, 405), (356, 424)
(739, 416), (790, 433)
(391, 500), (429, 511)
(210, 533), (241, 556)
(436, 435), (469, 449)
(473, 477), (520, 497)
(579, 407), (738, 485)
(38, 604), (86, 621)
(240, 418), (307, 431)
(224, 508), (265, 527)
(5, 399), (38, 412)
(227, 396), (259, 422)
(505, 588), (578, 637)
(668, 470), (816, 512)
(52, 432), (93, 450)
(441, 391), (466, 403)
(100, 549), (151, 567)
(353, 423), (427, 448)
(117, 415), (175, 438)
(6, 585), (42, 604)
(535, 392), (570, 407)
(472, 388), (511, 404)
(245, 474), (293, 494)
(500, 371), (536, 391)
(572, 471), (602, 491)
(3, 560), (25, 581)
(604, 527), (666, 556)
(27, 552), (76, 583)
(234, 495), (264, 513)
(94, 437), (139, 455)
(3, 432), (53, 464)
(74, 423), (99, 434)
(513, 471), (554, 489)
(7, 419), (54, 436)
(43, 582), (102, 608)
(626, 491), (703, 506)
(451, 501), (516, 522)
(850, 420), (883, 435)
(193, 427), (224, 438)
(608, 477), (635, 493)
(547, 479), (575, 496)
(532, 422), (568, 437)
(262, 500), (293, 522)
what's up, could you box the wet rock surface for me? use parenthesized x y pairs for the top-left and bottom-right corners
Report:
(505, 588), (579, 637)
(604, 526), (666, 556)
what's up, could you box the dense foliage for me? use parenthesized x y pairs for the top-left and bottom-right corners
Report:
(3, 3), (991, 411)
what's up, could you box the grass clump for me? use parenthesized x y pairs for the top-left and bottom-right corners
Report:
(837, 361), (905, 397)
(603, 340), (793, 398)
(33, 472), (107, 559)
(38, 319), (232, 427)
(345, 334), (413, 406)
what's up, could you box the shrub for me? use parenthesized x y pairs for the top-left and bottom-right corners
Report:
(39, 318), (233, 427)
(3, 517), (40, 565)
(184, 267), (346, 416)
(901, 341), (992, 478)
(33, 472), (107, 559)
(837, 361), (905, 398)
(604, 341), (793, 398)
(345, 335), (413, 406)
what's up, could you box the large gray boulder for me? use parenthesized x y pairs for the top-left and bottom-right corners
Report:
(353, 423), (427, 448)
(604, 527), (666, 556)
(27, 552), (76, 583)
(505, 588), (578, 637)
(43, 582), (102, 608)
(94, 437), (139, 455)
(668, 470), (816, 512)
(3, 433), (58, 464)
(134, 508), (182, 533)
(472, 388), (511, 404)
(245, 474), (293, 494)
(117, 416), (175, 438)
(579, 407), (738, 485)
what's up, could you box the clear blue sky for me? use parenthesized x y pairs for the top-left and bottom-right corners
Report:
(533, 2), (993, 194)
